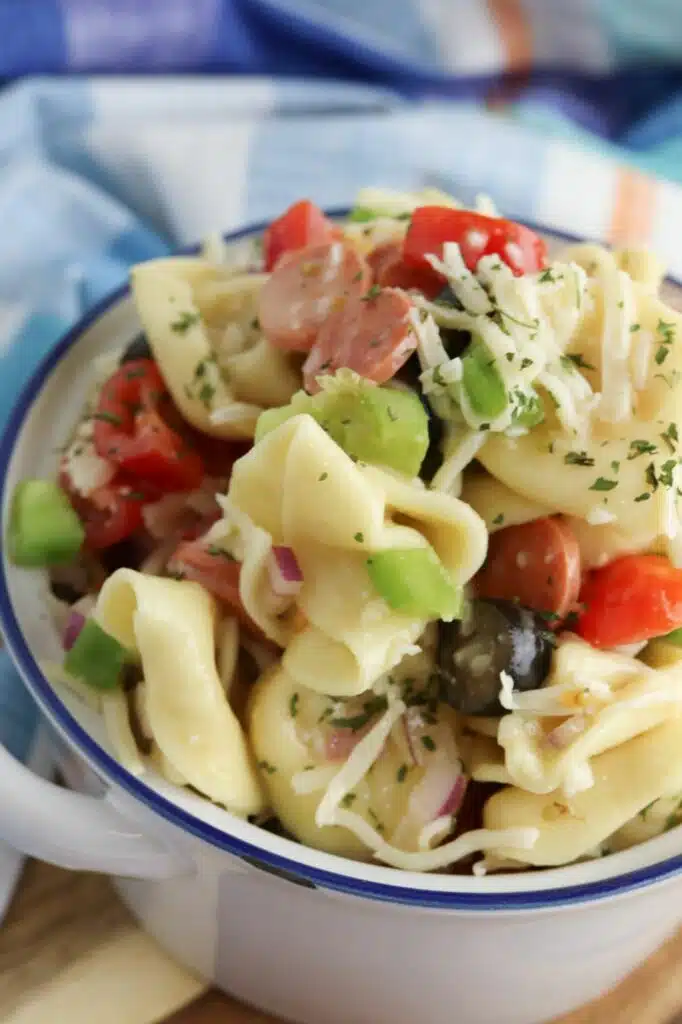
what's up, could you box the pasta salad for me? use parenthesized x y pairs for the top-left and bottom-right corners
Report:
(9, 187), (682, 875)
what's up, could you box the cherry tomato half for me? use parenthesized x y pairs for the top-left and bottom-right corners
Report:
(263, 200), (340, 272)
(576, 555), (682, 648)
(93, 360), (204, 493)
(403, 207), (547, 292)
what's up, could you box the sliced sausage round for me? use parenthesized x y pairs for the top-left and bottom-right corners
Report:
(368, 242), (444, 297)
(367, 242), (402, 284)
(303, 286), (417, 393)
(474, 516), (582, 622)
(258, 241), (371, 352)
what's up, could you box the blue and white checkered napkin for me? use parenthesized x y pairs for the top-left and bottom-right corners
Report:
(5, 0), (682, 908)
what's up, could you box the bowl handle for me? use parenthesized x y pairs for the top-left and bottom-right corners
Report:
(0, 742), (192, 879)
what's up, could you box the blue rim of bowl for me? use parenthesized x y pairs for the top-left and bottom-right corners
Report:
(3, 211), (682, 910)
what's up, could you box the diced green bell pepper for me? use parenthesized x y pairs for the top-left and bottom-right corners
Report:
(8, 480), (85, 567)
(662, 627), (682, 645)
(64, 619), (130, 691)
(255, 375), (429, 477)
(365, 547), (463, 621)
(459, 340), (508, 421)
(347, 207), (377, 223)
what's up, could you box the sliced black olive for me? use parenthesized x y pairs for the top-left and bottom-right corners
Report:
(395, 350), (421, 390)
(98, 537), (147, 575)
(394, 355), (443, 483)
(50, 579), (85, 605)
(434, 284), (463, 310)
(120, 334), (152, 364)
(435, 599), (554, 716)
(417, 388), (443, 484)
(433, 285), (470, 358)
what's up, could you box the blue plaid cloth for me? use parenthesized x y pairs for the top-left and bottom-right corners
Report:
(4, 0), (682, 900)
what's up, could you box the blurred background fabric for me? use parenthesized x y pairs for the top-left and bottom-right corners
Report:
(3, 0), (682, 909)
(5, 0), (682, 179)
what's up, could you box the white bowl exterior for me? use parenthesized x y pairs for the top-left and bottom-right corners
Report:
(5, 228), (682, 1022)
(36, 701), (682, 1024)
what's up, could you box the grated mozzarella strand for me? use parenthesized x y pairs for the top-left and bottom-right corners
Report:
(315, 697), (406, 828)
(631, 329), (653, 390)
(597, 264), (635, 422)
(291, 764), (339, 795)
(431, 429), (487, 495)
(418, 814), (454, 851)
(332, 809), (538, 872)
(427, 244), (492, 315)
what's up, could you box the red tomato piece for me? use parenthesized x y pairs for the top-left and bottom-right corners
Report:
(258, 242), (371, 352)
(403, 207), (547, 282)
(303, 286), (416, 393)
(368, 242), (444, 297)
(474, 516), (581, 621)
(576, 555), (682, 648)
(169, 540), (264, 636)
(93, 360), (204, 493)
(60, 470), (145, 550)
(263, 200), (339, 272)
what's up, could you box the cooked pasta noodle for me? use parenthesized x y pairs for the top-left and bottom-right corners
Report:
(225, 414), (487, 696)
(95, 569), (265, 815)
(131, 257), (299, 439)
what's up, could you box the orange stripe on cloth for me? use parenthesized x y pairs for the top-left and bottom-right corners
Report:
(486, 0), (533, 74)
(608, 167), (657, 247)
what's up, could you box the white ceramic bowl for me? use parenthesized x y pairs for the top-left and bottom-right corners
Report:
(3, 217), (682, 1024)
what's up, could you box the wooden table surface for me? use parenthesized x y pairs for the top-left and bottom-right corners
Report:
(1, 861), (682, 1024)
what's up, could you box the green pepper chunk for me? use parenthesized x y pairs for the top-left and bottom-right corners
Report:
(255, 374), (429, 477)
(348, 207), (377, 223)
(459, 340), (507, 420)
(8, 480), (85, 567)
(662, 627), (682, 645)
(365, 547), (463, 621)
(64, 619), (130, 691)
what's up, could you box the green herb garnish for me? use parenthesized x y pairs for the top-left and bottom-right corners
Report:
(561, 353), (595, 372)
(171, 311), (200, 334)
(589, 477), (618, 492)
(564, 451), (595, 467)
(628, 439), (658, 460)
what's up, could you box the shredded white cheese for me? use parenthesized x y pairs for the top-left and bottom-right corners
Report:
(315, 697), (406, 828)
(332, 809), (538, 872)
(596, 264), (636, 423)
(427, 243), (492, 315)
(290, 764), (338, 796)
(62, 418), (115, 497)
(586, 507), (617, 526)
(417, 814), (454, 851)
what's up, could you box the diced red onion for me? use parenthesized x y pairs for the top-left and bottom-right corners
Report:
(404, 707), (426, 765)
(402, 715), (419, 766)
(63, 611), (86, 651)
(268, 546), (303, 597)
(143, 494), (197, 540)
(62, 594), (96, 651)
(407, 754), (466, 824)
(325, 726), (370, 761)
(545, 716), (587, 749)
(437, 774), (468, 817)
